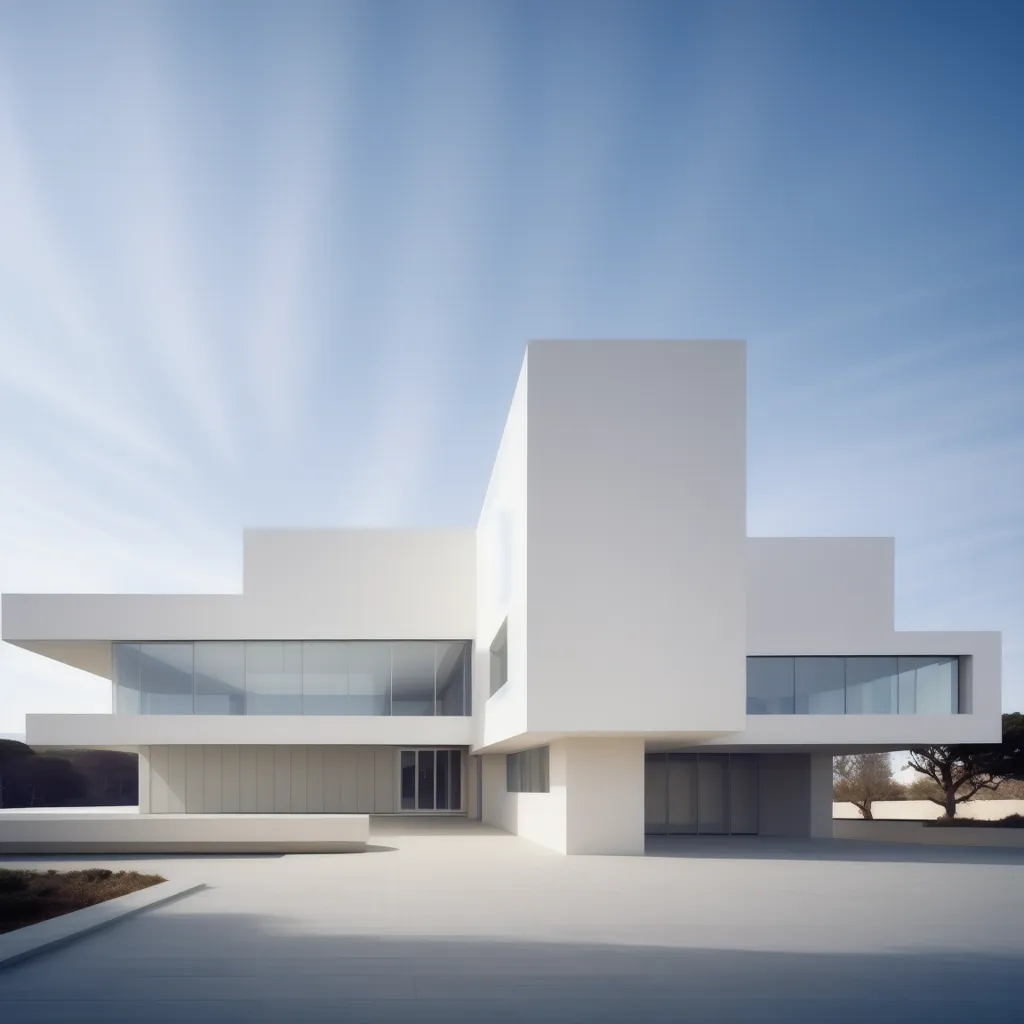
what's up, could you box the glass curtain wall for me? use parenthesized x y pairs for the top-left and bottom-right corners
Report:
(645, 753), (758, 835)
(747, 656), (959, 715)
(112, 643), (194, 714)
(113, 640), (471, 715)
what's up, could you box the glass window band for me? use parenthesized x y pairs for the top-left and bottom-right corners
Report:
(113, 640), (471, 716)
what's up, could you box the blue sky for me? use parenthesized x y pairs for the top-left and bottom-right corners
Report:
(0, 0), (1021, 733)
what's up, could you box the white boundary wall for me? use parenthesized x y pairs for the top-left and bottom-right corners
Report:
(834, 799), (1024, 820)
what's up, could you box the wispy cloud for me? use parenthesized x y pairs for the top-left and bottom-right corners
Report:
(242, 13), (343, 446)
(106, 6), (238, 463)
(0, 0), (1021, 729)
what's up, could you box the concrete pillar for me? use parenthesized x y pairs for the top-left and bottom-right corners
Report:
(480, 738), (645, 855)
(809, 753), (834, 838)
(561, 737), (646, 855)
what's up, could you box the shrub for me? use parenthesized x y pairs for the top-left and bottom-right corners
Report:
(0, 867), (164, 934)
(925, 814), (1024, 829)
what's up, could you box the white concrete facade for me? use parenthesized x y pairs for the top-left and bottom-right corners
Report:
(1, 340), (1003, 855)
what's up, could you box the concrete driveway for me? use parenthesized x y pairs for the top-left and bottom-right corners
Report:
(1, 818), (1023, 1022)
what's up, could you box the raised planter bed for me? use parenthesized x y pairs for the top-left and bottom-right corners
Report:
(0, 867), (163, 935)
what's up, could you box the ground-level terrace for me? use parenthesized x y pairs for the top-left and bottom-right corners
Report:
(0, 817), (1022, 1022)
(1, 742), (840, 856)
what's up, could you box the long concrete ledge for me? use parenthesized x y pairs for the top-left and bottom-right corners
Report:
(0, 813), (370, 853)
(0, 879), (203, 971)
(835, 818), (1024, 849)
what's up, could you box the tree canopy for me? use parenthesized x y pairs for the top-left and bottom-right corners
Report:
(833, 752), (901, 819)
(907, 712), (1023, 818)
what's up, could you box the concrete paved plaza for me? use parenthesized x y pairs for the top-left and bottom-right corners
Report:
(2, 817), (1023, 1023)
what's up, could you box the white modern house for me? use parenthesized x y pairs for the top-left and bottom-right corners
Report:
(1, 341), (1002, 854)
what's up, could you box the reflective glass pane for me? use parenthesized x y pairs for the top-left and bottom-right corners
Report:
(400, 750), (416, 810)
(645, 754), (668, 834)
(746, 658), (795, 714)
(347, 643), (391, 715)
(391, 642), (435, 716)
(450, 749), (462, 808)
(529, 748), (542, 792)
(140, 643), (193, 713)
(417, 750), (435, 809)
(795, 657), (846, 714)
(900, 656), (957, 715)
(302, 642), (349, 714)
(729, 755), (758, 834)
(897, 657), (918, 714)
(697, 755), (729, 834)
(435, 642), (467, 716)
(435, 749), (450, 809)
(845, 656), (897, 713)
(506, 753), (520, 792)
(947, 657), (960, 714)
(245, 641), (302, 714)
(113, 643), (142, 714)
(194, 642), (245, 715)
(667, 753), (698, 834)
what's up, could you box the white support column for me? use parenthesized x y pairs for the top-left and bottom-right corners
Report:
(809, 753), (834, 839)
(562, 737), (646, 855)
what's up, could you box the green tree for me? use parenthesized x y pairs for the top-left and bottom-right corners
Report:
(833, 753), (901, 819)
(907, 712), (1024, 818)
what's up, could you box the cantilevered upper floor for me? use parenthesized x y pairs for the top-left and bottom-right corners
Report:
(1, 341), (1003, 753)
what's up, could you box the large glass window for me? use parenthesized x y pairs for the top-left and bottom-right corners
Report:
(645, 752), (756, 836)
(747, 655), (959, 715)
(666, 753), (698, 834)
(697, 754), (729, 835)
(898, 656), (958, 714)
(391, 642), (435, 716)
(845, 657), (898, 714)
(113, 643), (142, 714)
(729, 755), (759, 834)
(506, 746), (549, 793)
(348, 642), (391, 716)
(398, 749), (463, 811)
(245, 641), (302, 714)
(194, 642), (245, 715)
(400, 750), (416, 810)
(139, 643), (193, 714)
(746, 658), (795, 714)
(795, 657), (846, 714)
(301, 642), (348, 714)
(110, 640), (472, 715)
(435, 642), (468, 716)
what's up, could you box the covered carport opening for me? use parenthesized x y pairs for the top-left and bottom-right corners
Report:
(644, 750), (834, 838)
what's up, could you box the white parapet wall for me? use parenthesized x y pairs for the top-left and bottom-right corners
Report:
(0, 813), (370, 853)
(834, 818), (1024, 848)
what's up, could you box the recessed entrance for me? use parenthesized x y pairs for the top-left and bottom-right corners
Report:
(398, 748), (463, 813)
(645, 752), (758, 835)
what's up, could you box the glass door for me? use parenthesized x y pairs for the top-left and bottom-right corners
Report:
(417, 750), (435, 809)
(398, 749), (463, 812)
